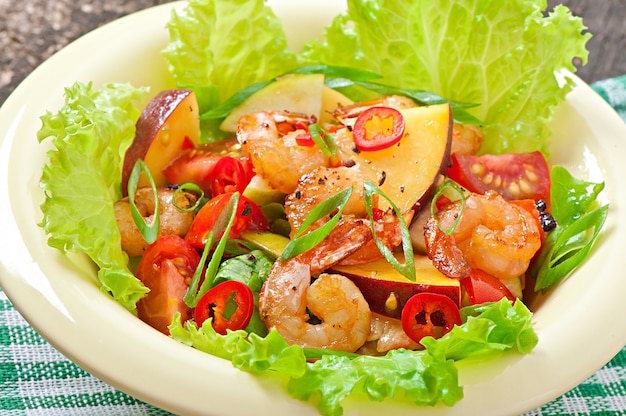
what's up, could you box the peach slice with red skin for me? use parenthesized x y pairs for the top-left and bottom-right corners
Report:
(331, 254), (460, 319)
(121, 89), (201, 196)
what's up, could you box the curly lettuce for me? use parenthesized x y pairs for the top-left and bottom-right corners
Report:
(38, 82), (149, 312)
(300, 0), (590, 155)
(170, 298), (535, 416)
(162, 0), (298, 116)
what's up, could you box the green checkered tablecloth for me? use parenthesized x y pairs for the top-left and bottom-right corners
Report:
(2, 77), (626, 415)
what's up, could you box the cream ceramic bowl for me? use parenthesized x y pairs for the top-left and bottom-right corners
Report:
(1, 2), (625, 415)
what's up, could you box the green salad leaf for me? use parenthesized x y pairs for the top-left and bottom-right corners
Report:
(300, 0), (590, 155)
(162, 0), (298, 131)
(170, 297), (535, 415)
(532, 166), (609, 291)
(37, 81), (149, 312)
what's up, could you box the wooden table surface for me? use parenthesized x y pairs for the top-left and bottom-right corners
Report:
(1, 0), (625, 105)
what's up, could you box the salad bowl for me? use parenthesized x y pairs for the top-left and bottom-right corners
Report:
(0, 1), (625, 415)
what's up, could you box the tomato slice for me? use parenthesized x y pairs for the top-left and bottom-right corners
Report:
(401, 292), (461, 344)
(194, 280), (254, 334)
(352, 106), (405, 151)
(162, 140), (244, 195)
(446, 151), (551, 205)
(185, 192), (269, 249)
(460, 269), (515, 306)
(136, 235), (200, 335)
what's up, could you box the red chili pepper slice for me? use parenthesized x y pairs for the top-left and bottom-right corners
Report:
(401, 292), (461, 344)
(194, 280), (254, 334)
(295, 133), (315, 147)
(352, 106), (405, 151)
(210, 156), (252, 196)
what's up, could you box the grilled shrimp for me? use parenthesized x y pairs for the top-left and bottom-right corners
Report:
(285, 164), (413, 266)
(114, 187), (197, 257)
(259, 258), (371, 352)
(236, 111), (329, 194)
(284, 165), (369, 235)
(424, 191), (541, 280)
(357, 313), (419, 355)
(450, 123), (484, 155)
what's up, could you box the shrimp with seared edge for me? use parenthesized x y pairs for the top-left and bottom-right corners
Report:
(285, 165), (413, 266)
(236, 111), (330, 194)
(259, 257), (372, 352)
(114, 187), (197, 257)
(424, 190), (541, 281)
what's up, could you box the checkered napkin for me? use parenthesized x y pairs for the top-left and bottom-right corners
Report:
(2, 78), (626, 415)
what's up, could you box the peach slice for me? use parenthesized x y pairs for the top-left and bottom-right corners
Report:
(121, 89), (201, 195)
(335, 103), (453, 214)
(331, 254), (460, 319)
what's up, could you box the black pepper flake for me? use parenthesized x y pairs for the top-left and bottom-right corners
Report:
(400, 185), (405, 193)
(247, 253), (257, 261)
(535, 199), (547, 212)
(295, 190), (302, 199)
(539, 211), (557, 232)
(318, 178), (326, 185)
(379, 171), (387, 186)
(352, 146), (361, 154)
(241, 203), (252, 217)
(344, 159), (356, 167)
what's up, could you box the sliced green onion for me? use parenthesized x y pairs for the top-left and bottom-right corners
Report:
(281, 186), (353, 261)
(325, 78), (480, 126)
(184, 192), (240, 307)
(308, 123), (337, 157)
(363, 180), (416, 281)
(172, 183), (205, 213)
(127, 159), (159, 244)
(198, 64), (478, 125)
(200, 80), (272, 120)
(431, 180), (466, 235)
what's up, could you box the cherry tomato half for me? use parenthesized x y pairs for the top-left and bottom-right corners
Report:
(401, 292), (462, 344)
(460, 269), (516, 306)
(446, 151), (551, 205)
(185, 192), (269, 249)
(194, 280), (254, 334)
(136, 235), (200, 335)
(210, 155), (254, 196)
(352, 106), (405, 151)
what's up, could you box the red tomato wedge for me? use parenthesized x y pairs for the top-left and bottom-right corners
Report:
(401, 292), (461, 344)
(162, 140), (245, 195)
(352, 106), (405, 151)
(446, 151), (551, 205)
(185, 192), (269, 249)
(136, 235), (200, 335)
(194, 280), (254, 334)
(461, 269), (516, 306)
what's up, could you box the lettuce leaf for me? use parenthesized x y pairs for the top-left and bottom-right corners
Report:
(169, 298), (535, 415)
(37, 82), (149, 312)
(532, 166), (609, 291)
(300, 0), (590, 155)
(162, 0), (298, 123)
(422, 298), (538, 361)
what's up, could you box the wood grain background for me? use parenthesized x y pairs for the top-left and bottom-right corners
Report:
(548, 0), (626, 83)
(1, 0), (624, 104)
